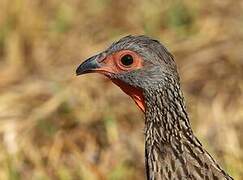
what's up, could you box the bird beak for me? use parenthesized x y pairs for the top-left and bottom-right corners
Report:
(76, 54), (101, 75)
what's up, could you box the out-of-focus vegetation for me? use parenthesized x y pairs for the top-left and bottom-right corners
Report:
(0, 0), (242, 179)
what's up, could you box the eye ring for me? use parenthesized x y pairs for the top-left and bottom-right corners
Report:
(120, 54), (134, 66)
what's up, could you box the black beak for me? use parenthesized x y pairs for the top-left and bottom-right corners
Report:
(76, 54), (101, 75)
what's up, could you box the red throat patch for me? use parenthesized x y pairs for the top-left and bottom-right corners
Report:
(110, 79), (145, 113)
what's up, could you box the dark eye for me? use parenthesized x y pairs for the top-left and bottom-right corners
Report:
(120, 54), (133, 66)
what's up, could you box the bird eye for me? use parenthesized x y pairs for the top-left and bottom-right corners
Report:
(120, 54), (133, 66)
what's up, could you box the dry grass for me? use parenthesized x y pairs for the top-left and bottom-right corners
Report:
(0, 0), (243, 179)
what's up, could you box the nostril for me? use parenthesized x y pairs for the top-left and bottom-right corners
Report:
(97, 52), (107, 63)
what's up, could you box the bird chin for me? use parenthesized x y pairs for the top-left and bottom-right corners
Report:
(109, 78), (145, 113)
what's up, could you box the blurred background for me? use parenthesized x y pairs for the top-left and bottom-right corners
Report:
(0, 0), (243, 179)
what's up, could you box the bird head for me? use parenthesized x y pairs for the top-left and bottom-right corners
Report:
(76, 35), (179, 113)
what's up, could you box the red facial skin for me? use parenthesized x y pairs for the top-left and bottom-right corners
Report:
(93, 50), (146, 113)
(111, 78), (145, 113)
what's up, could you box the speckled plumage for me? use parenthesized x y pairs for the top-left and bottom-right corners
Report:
(77, 35), (233, 180)
(143, 77), (232, 180)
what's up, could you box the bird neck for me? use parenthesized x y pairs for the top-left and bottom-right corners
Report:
(144, 79), (193, 141)
(142, 79), (232, 179)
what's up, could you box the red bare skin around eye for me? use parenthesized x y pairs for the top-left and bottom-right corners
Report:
(96, 50), (143, 74)
(95, 50), (146, 113)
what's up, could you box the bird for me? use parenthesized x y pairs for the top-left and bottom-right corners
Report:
(76, 35), (233, 180)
